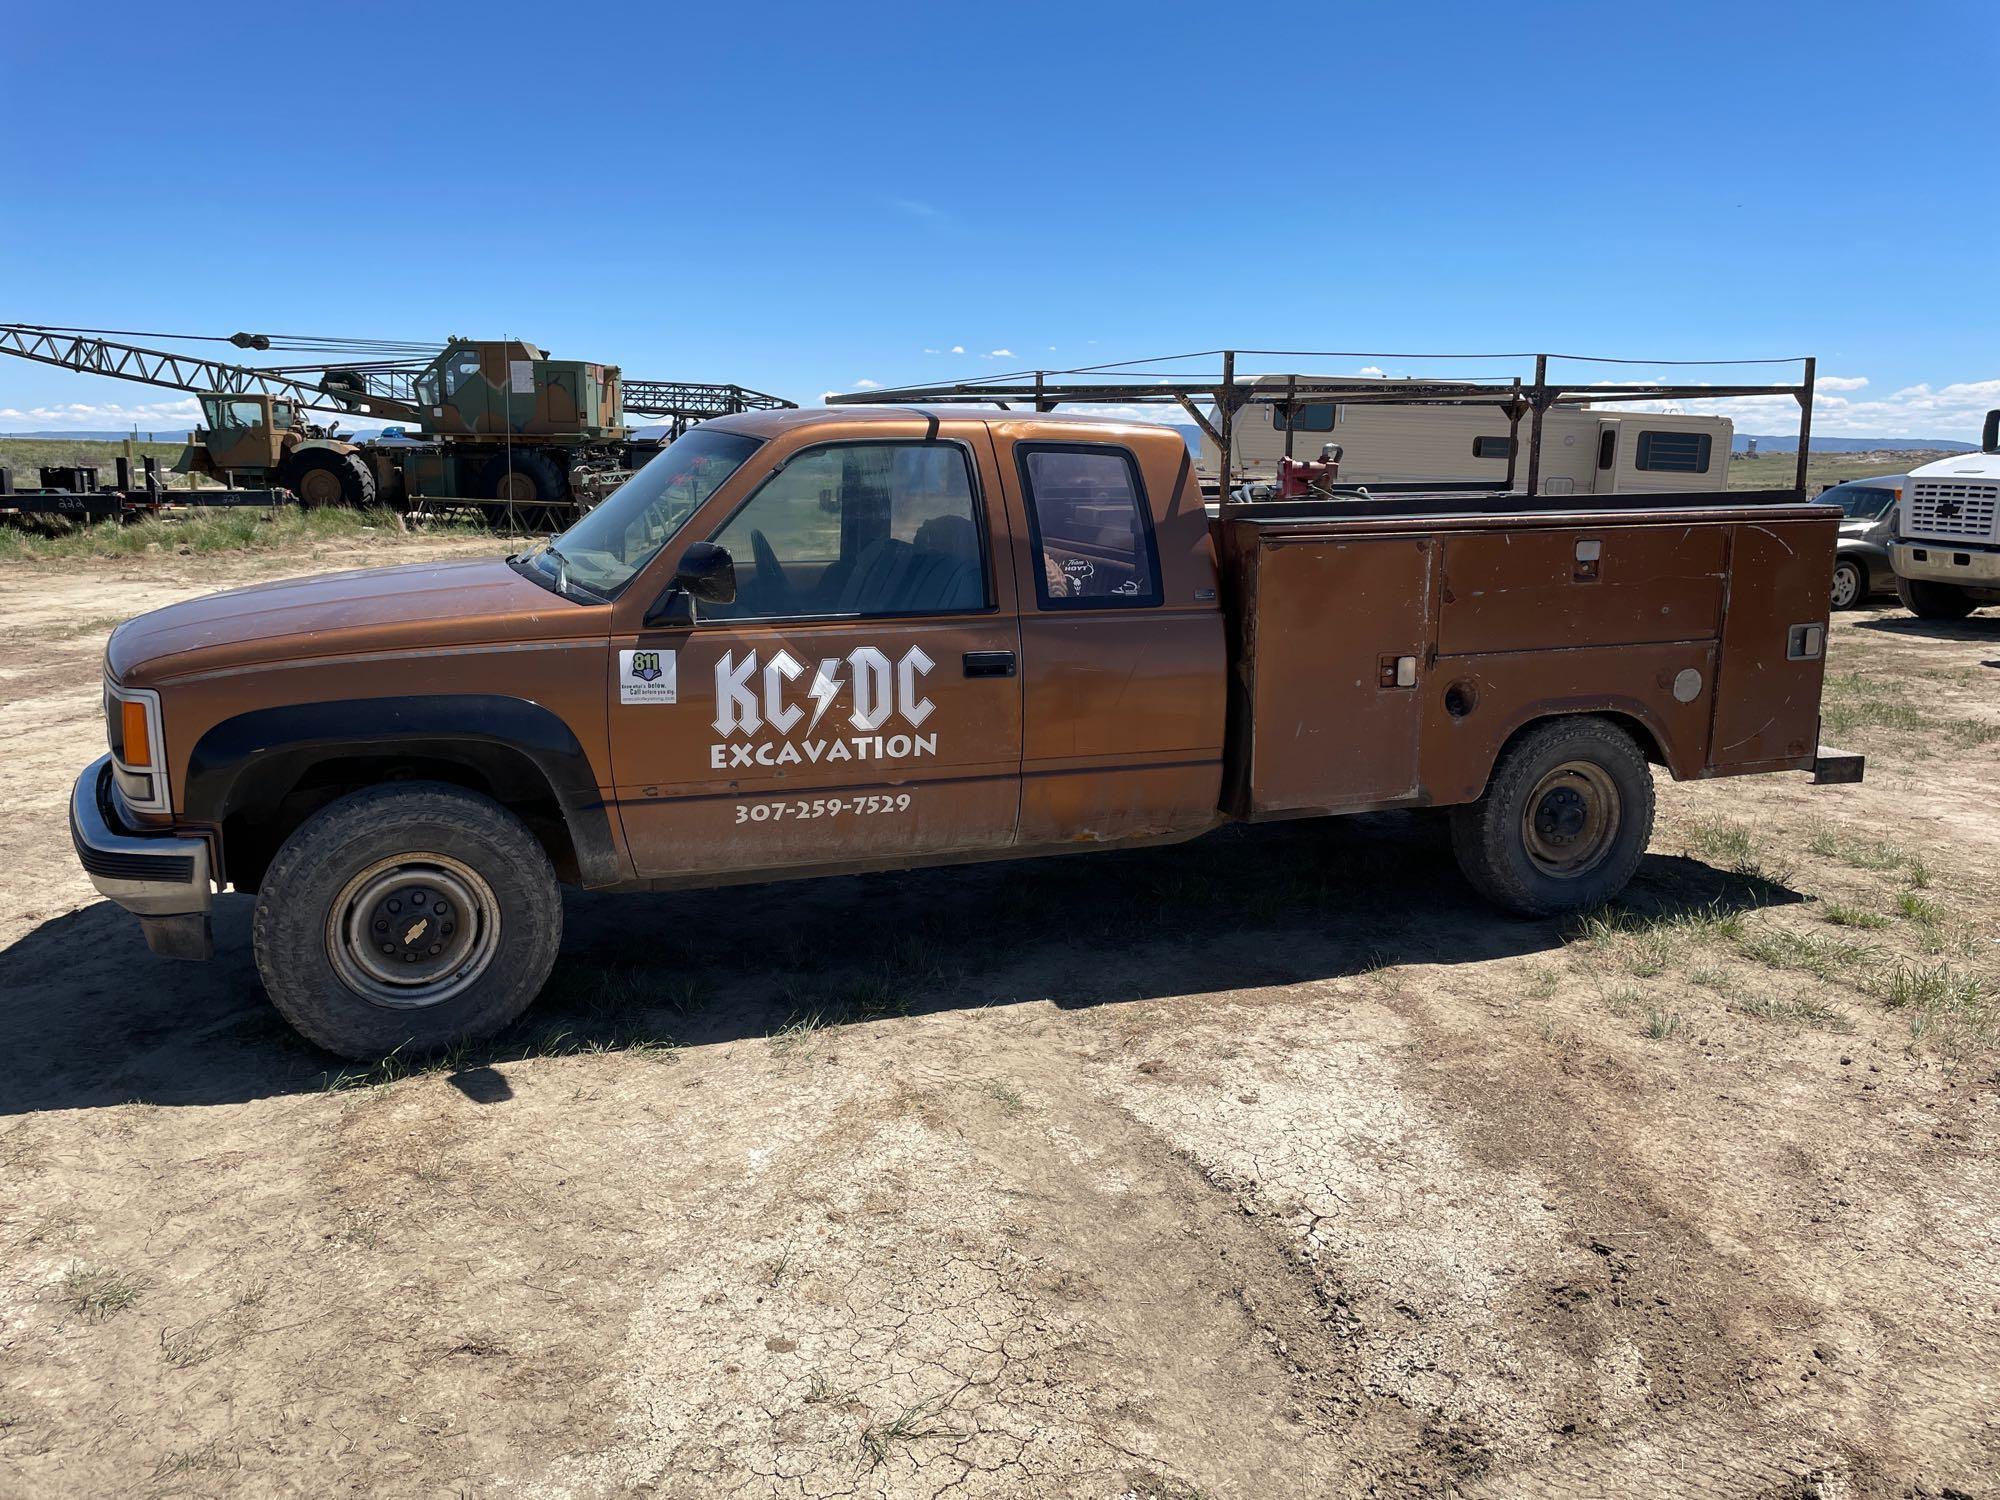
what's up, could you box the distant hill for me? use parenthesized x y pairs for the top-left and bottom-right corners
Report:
(1734, 434), (1976, 454)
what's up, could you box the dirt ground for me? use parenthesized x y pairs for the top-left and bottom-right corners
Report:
(1, 536), (1995, 1500)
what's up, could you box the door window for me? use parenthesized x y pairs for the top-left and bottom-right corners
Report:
(1016, 444), (1162, 608)
(703, 441), (990, 621)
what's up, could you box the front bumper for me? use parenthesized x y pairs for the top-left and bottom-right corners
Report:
(1890, 540), (2000, 587)
(70, 754), (214, 959)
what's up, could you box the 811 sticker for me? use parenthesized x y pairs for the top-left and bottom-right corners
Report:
(619, 648), (677, 705)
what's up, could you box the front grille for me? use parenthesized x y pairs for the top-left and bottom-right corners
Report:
(1906, 480), (2000, 543)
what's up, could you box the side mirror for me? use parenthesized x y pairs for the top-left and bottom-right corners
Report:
(674, 541), (737, 604)
(643, 541), (736, 628)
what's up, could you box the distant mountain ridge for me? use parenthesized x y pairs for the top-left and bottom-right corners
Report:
(1734, 434), (1976, 454)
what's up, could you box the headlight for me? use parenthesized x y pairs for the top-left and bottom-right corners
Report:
(105, 676), (169, 814)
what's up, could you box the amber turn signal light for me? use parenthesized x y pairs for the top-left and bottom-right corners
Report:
(121, 698), (153, 767)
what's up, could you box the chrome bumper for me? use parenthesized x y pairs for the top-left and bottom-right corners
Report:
(1890, 540), (2000, 586)
(70, 755), (213, 958)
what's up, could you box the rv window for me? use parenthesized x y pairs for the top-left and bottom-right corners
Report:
(1635, 430), (1712, 474)
(1597, 429), (1617, 470)
(1472, 436), (1514, 459)
(1272, 402), (1336, 432)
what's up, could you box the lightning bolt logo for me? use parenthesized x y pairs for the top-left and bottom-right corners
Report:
(804, 658), (843, 734)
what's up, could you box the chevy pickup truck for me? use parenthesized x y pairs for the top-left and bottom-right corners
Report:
(74, 388), (1863, 1057)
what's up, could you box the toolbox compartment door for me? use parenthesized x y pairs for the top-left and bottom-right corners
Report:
(1708, 519), (1835, 772)
(1240, 535), (1435, 814)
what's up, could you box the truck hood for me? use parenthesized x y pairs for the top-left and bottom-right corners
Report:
(107, 556), (608, 683)
(1908, 451), (2000, 481)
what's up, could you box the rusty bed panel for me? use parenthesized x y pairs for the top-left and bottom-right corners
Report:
(1708, 519), (1836, 772)
(1437, 525), (1727, 656)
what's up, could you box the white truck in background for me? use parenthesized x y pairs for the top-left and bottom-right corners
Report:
(1891, 409), (2000, 618)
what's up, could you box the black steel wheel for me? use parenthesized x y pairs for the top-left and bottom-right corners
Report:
(1450, 716), (1655, 917)
(252, 783), (561, 1058)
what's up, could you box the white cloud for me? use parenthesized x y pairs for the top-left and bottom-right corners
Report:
(852, 378), (881, 389)
(1356, 365), (1386, 378)
(0, 397), (202, 431)
(1612, 373), (1998, 440)
(950, 345), (965, 354)
(985, 348), (1014, 359)
(922, 347), (941, 355)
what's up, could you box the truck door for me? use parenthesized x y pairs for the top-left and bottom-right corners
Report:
(999, 438), (1228, 846)
(608, 434), (1024, 879)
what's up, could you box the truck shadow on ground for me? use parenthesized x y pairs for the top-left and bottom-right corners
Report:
(0, 812), (1801, 1117)
(1852, 613), (2000, 644)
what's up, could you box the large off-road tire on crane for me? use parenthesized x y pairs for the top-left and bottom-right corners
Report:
(1894, 574), (1977, 620)
(480, 449), (566, 529)
(286, 448), (377, 510)
(252, 782), (562, 1059)
(1449, 716), (1656, 918)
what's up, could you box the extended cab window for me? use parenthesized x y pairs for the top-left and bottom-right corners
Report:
(1017, 444), (1162, 608)
(703, 441), (989, 621)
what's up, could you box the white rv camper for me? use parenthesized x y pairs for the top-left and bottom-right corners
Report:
(1199, 379), (1734, 495)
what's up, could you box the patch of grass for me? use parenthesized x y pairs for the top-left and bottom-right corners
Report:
(1880, 962), (1987, 1015)
(858, 1393), (964, 1468)
(1568, 900), (1746, 979)
(803, 1371), (851, 1406)
(1820, 901), (1891, 930)
(1524, 964), (1562, 1000)
(1603, 984), (1643, 1016)
(1735, 925), (1879, 982)
(1643, 1008), (1689, 1041)
(0, 504), (492, 563)
(1687, 964), (1735, 995)
(981, 1077), (1026, 1114)
(1896, 891), (1942, 923)
(60, 1261), (145, 1321)
(1736, 992), (1853, 1030)
(1805, 820), (1910, 873)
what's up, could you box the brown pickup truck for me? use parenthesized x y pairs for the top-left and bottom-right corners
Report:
(74, 399), (1862, 1058)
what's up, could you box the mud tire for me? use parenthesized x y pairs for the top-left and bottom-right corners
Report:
(1450, 716), (1656, 918)
(252, 783), (561, 1059)
(287, 448), (377, 509)
(1894, 574), (1976, 620)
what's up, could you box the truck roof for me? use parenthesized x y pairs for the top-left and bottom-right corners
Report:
(706, 404), (1184, 443)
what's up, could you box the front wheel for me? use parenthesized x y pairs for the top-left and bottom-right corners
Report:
(1894, 574), (1976, 620)
(252, 783), (562, 1058)
(1450, 717), (1656, 918)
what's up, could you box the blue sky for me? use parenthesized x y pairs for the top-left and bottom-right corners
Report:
(3, 1), (1996, 437)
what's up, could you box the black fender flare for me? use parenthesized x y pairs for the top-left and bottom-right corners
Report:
(183, 695), (624, 887)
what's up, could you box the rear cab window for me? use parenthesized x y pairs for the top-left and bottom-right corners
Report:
(1015, 444), (1163, 608)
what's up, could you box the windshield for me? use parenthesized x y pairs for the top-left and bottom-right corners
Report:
(1820, 484), (1897, 520)
(533, 427), (764, 598)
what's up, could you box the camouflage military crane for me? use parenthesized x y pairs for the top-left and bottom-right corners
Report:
(0, 324), (794, 518)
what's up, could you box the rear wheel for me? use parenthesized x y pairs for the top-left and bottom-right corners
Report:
(252, 783), (562, 1059)
(1895, 575), (1976, 620)
(1830, 558), (1864, 610)
(287, 449), (377, 509)
(480, 449), (565, 528)
(1450, 717), (1656, 917)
